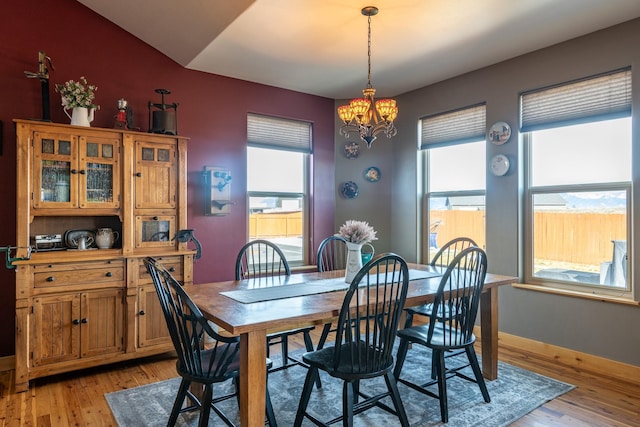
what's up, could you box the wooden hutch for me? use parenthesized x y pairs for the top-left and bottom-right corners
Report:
(12, 119), (193, 392)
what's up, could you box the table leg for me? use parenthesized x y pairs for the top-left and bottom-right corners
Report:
(240, 329), (267, 426)
(480, 286), (499, 380)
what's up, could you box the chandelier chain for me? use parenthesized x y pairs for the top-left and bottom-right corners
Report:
(367, 13), (372, 89)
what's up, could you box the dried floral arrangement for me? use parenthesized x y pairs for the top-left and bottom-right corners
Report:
(337, 220), (378, 245)
(55, 76), (99, 110)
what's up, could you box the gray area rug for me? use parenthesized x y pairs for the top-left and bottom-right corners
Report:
(106, 346), (574, 426)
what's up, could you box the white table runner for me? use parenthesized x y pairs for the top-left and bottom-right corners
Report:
(220, 269), (441, 304)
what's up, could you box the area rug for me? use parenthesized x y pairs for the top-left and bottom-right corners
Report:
(106, 346), (574, 426)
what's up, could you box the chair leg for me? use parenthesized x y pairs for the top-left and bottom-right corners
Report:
(302, 331), (322, 389)
(403, 311), (415, 329)
(265, 383), (278, 426)
(393, 338), (410, 379)
(281, 335), (289, 367)
(383, 372), (410, 427)
(317, 323), (332, 350)
(434, 349), (449, 423)
(198, 384), (214, 427)
(465, 346), (491, 403)
(169, 378), (190, 426)
(343, 381), (355, 427)
(294, 367), (319, 427)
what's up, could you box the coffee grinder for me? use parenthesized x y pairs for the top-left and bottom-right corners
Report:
(148, 88), (179, 135)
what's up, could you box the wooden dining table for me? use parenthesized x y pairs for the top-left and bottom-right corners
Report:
(183, 264), (517, 427)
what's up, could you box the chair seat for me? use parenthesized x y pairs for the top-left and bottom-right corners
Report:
(406, 303), (458, 319)
(176, 342), (241, 382)
(303, 343), (395, 380)
(397, 323), (476, 351)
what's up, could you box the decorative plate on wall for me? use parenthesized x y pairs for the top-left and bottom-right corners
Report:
(488, 121), (512, 145)
(343, 141), (360, 159)
(364, 166), (381, 182)
(340, 181), (359, 199)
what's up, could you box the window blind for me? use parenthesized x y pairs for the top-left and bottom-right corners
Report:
(247, 113), (312, 153)
(420, 103), (486, 149)
(520, 68), (631, 132)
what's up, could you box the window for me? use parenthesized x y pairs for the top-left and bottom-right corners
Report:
(247, 114), (311, 266)
(420, 104), (486, 262)
(522, 69), (632, 297)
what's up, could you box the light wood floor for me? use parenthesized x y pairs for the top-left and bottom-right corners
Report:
(1, 328), (638, 426)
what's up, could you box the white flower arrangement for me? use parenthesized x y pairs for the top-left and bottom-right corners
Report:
(337, 220), (378, 245)
(55, 76), (99, 110)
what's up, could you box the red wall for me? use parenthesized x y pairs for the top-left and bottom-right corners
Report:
(0, 0), (336, 356)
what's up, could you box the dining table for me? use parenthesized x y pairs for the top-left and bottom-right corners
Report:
(183, 264), (517, 427)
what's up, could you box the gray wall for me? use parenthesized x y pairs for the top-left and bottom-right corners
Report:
(335, 18), (640, 367)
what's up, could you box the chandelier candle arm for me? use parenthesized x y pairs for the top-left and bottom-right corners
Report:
(338, 6), (398, 148)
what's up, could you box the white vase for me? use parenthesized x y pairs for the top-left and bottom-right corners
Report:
(345, 242), (363, 283)
(65, 106), (95, 127)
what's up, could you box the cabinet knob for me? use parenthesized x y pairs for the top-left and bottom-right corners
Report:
(136, 172), (142, 177)
(73, 319), (80, 325)
(139, 310), (146, 316)
(71, 169), (78, 174)
(81, 318), (88, 324)
(169, 267), (176, 272)
(79, 169), (86, 175)
(153, 216), (159, 221)
(105, 271), (113, 277)
(46, 276), (55, 282)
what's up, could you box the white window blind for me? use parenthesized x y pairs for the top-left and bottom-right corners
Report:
(520, 68), (631, 132)
(247, 113), (312, 153)
(420, 104), (486, 149)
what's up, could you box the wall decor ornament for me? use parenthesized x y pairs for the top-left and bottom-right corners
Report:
(364, 166), (381, 182)
(344, 141), (360, 159)
(488, 121), (511, 145)
(340, 181), (359, 199)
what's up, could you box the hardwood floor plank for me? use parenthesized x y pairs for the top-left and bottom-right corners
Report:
(0, 329), (638, 426)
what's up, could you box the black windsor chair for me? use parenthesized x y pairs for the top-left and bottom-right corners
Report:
(294, 253), (410, 427)
(235, 240), (315, 373)
(144, 257), (277, 427)
(403, 237), (478, 379)
(393, 246), (490, 423)
(315, 235), (348, 351)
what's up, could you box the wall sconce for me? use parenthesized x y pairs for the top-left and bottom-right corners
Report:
(203, 166), (234, 216)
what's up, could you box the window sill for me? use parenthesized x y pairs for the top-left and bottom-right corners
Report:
(513, 283), (639, 306)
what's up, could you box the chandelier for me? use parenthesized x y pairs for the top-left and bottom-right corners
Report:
(337, 6), (398, 148)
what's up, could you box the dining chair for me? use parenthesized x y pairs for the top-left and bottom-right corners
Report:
(404, 236), (478, 327)
(144, 257), (277, 427)
(294, 253), (411, 427)
(235, 240), (316, 373)
(315, 236), (347, 352)
(317, 235), (347, 273)
(393, 246), (490, 423)
(404, 237), (478, 379)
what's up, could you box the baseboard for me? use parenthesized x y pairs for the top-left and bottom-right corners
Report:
(0, 355), (15, 372)
(496, 331), (640, 383)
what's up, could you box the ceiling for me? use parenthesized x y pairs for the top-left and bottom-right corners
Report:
(78, 0), (640, 99)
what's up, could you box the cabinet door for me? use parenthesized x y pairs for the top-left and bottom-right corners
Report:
(137, 284), (171, 348)
(134, 141), (176, 209)
(33, 294), (81, 366)
(32, 131), (79, 208)
(79, 135), (121, 209)
(135, 215), (176, 248)
(80, 289), (125, 358)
